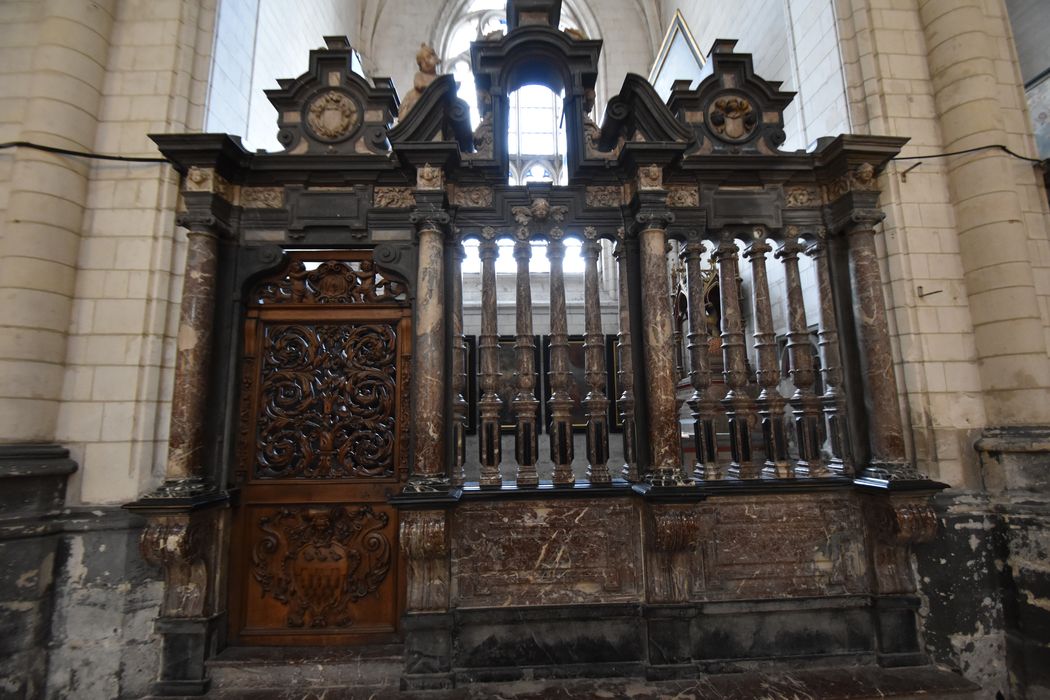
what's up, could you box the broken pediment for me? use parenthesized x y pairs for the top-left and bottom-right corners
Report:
(265, 36), (399, 156)
(668, 39), (796, 156)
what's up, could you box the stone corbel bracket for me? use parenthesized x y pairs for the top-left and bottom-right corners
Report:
(400, 510), (450, 612)
(645, 505), (708, 603)
(861, 492), (939, 595)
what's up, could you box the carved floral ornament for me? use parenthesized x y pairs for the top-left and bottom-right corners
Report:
(252, 259), (408, 306)
(666, 185), (700, 207)
(708, 93), (757, 142)
(452, 185), (494, 208)
(241, 187), (284, 209)
(585, 185), (622, 208)
(304, 90), (361, 142)
(784, 186), (821, 208)
(373, 186), (415, 208)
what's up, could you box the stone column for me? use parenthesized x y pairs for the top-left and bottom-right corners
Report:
(512, 230), (541, 487)
(634, 190), (687, 485)
(682, 239), (720, 480)
(405, 210), (447, 491)
(846, 211), (907, 469)
(918, 0), (1050, 427)
(407, 165), (450, 491)
(160, 213), (221, 490)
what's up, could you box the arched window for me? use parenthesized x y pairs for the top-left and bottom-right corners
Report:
(441, 0), (583, 185)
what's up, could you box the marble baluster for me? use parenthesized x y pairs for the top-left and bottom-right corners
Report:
(513, 233), (540, 487)
(745, 228), (791, 478)
(164, 214), (220, 488)
(450, 239), (468, 487)
(847, 214), (907, 470)
(716, 234), (758, 478)
(582, 231), (611, 483)
(682, 239), (720, 480)
(778, 232), (830, 477)
(806, 232), (850, 473)
(614, 240), (639, 482)
(547, 232), (575, 486)
(477, 234), (503, 487)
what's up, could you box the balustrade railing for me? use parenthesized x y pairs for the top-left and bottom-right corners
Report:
(450, 223), (854, 489)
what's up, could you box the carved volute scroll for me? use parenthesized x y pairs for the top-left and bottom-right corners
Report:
(863, 494), (938, 595)
(400, 510), (450, 612)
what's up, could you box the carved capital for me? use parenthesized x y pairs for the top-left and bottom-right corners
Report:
(141, 517), (204, 569)
(848, 208), (886, 230)
(409, 208), (451, 237)
(635, 209), (675, 231)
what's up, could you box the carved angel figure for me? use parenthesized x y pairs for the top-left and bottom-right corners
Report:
(398, 43), (440, 118)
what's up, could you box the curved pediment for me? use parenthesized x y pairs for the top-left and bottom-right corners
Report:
(599, 73), (695, 149)
(387, 75), (474, 153)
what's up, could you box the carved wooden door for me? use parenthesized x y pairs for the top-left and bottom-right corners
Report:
(229, 251), (410, 645)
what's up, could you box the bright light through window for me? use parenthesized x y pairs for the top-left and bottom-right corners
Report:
(461, 238), (586, 275)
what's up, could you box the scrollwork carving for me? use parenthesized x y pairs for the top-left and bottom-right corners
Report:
(251, 259), (408, 305)
(251, 505), (391, 628)
(253, 322), (398, 479)
(400, 511), (448, 559)
(652, 510), (702, 553)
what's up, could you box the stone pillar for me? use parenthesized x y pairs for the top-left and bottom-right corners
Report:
(162, 213), (220, 489)
(581, 228), (611, 484)
(449, 240), (468, 487)
(0, 0), (115, 442)
(546, 231), (575, 486)
(846, 211), (907, 470)
(477, 230), (503, 487)
(634, 166), (686, 485)
(406, 164), (450, 492)
(918, 0), (1050, 427)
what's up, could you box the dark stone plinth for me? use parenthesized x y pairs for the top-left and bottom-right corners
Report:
(402, 612), (453, 690)
(691, 597), (873, 672)
(871, 595), (925, 667)
(644, 605), (696, 679)
(452, 604), (643, 681)
(152, 616), (219, 696)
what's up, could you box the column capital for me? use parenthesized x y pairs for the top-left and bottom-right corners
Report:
(847, 208), (886, 231)
(633, 209), (675, 232)
(175, 210), (231, 238)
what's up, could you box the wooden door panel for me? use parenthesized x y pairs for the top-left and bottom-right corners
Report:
(237, 502), (400, 645)
(229, 252), (411, 646)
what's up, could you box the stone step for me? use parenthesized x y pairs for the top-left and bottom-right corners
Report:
(204, 644), (403, 693)
(194, 658), (981, 700)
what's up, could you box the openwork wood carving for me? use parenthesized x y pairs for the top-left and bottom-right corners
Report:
(254, 322), (397, 479)
(251, 505), (391, 628)
(251, 260), (407, 306)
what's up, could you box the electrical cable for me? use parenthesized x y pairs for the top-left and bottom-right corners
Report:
(891, 143), (1043, 164)
(0, 140), (169, 164)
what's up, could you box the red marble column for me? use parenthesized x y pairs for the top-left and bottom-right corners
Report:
(847, 213), (906, 469)
(637, 213), (687, 485)
(409, 213), (448, 486)
(163, 214), (220, 488)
